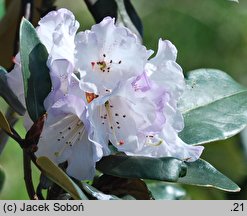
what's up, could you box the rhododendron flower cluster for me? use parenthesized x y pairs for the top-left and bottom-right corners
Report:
(7, 9), (203, 180)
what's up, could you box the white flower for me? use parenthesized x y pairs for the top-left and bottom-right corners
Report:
(36, 95), (104, 180)
(131, 39), (204, 161)
(6, 8), (79, 128)
(86, 39), (203, 162)
(74, 17), (153, 96)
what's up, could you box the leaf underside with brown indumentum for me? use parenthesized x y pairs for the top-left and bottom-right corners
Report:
(24, 114), (46, 152)
(92, 174), (154, 200)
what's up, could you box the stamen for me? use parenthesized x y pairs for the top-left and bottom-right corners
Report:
(54, 120), (86, 158)
(91, 62), (95, 69)
(145, 135), (163, 147)
(105, 102), (120, 146)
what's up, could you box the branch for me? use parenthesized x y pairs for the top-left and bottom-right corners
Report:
(23, 151), (38, 200)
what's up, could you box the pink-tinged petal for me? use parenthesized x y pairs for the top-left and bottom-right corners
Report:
(131, 74), (168, 133)
(148, 39), (185, 100)
(136, 124), (204, 162)
(75, 17), (152, 95)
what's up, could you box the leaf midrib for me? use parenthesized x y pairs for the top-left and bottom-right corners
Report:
(181, 89), (247, 115)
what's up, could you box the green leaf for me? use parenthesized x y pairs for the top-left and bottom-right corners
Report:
(92, 174), (152, 200)
(81, 182), (120, 200)
(0, 111), (12, 134)
(147, 182), (186, 200)
(36, 156), (88, 200)
(178, 69), (247, 145)
(178, 159), (240, 192)
(0, 66), (26, 115)
(0, 165), (5, 192)
(96, 155), (187, 182)
(19, 18), (51, 122)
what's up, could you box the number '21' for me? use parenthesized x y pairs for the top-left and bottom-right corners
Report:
(233, 203), (244, 211)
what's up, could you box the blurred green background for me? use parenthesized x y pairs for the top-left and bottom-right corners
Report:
(0, 0), (247, 199)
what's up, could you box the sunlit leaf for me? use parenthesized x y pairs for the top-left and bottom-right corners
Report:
(147, 181), (186, 200)
(179, 69), (247, 145)
(0, 165), (5, 192)
(0, 111), (12, 135)
(19, 18), (51, 122)
(96, 155), (187, 181)
(178, 159), (240, 192)
(36, 156), (88, 200)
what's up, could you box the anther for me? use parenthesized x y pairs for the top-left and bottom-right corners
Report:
(119, 140), (124, 145)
